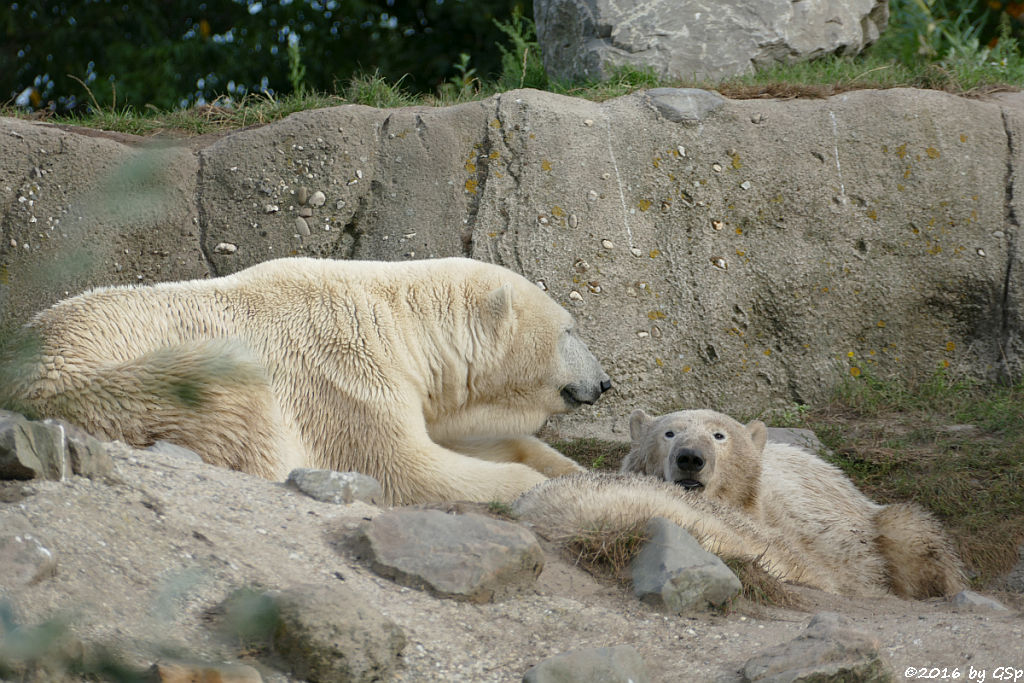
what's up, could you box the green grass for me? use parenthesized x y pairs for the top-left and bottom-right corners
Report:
(803, 369), (1024, 586)
(5, 47), (1022, 138)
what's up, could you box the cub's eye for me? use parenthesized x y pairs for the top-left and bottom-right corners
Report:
(664, 431), (675, 438)
(713, 432), (726, 441)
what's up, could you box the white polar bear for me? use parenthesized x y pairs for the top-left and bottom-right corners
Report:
(620, 409), (965, 598)
(1, 257), (611, 504)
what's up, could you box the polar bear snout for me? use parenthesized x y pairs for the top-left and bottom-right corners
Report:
(674, 448), (705, 472)
(560, 376), (612, 407)
(670, 447), (707, 490)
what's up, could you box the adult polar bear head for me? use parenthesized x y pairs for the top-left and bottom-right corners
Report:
(1, 257), (611, 505)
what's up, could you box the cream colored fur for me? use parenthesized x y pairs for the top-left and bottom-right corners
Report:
(513, 472), (846, 593)
(618, 409), (965, 598)
(1, 257), (611, 505)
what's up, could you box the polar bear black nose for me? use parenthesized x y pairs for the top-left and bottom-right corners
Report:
(599, 379), (612, 393)
(675, 449), (704, 472)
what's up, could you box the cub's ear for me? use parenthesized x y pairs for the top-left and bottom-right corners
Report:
(746, 420), (768, 454)
(629, 409), (654, 441)
(484, 283), (514, 327)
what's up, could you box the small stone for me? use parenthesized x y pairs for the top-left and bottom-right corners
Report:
(295, 218), (311, 236)
(569, 291), (583, 302)
(751, 112), (765, 124)
(264, 204), (279, 214)
(977, 248), (986, 257)
(356, 169), (364, 179)
(538, 215), (549, 225)
(588, 190), (599, 201)
(740, 181), (752, 190)
(712, 220), (724, 230)
(535, 280), (547, 291)
(637, 331), (649, 338)
(651, 326), (662, 338)
(630, 248), (643, 257)
(287, 468), (383, 505)
(298, 207), (313, 218)
(214, 243), (237, 255)
(711, 257), (727, 270)
(583, 118), (594, 126)
(297, 186), (310, 205)
(677, 145), (686, 157)
(150, 661), (263, 683)
(574, 259), (590, 272)
(951, 590), (1009, 611)
(601, 239), (614, 249)
(336, 200), (347, 210)
(568, 214), (579, 228)
(587, 282), (601, 294)
(309, 190), (326, 207)
(712, 163), (722, 172)
(601, 173), (610, 180)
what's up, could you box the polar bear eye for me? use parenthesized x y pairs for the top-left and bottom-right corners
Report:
(664, 431), (674, 438)
(713, 432), (726, 441)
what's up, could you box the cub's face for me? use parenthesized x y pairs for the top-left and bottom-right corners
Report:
(623, 409), (766, 511)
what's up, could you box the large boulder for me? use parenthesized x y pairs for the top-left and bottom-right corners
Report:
(533, 0), (889, 83)
(2, 87), (1022, 438)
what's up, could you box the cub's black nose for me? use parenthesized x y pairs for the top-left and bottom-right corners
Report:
(675, 448), (704, 472)
(599, 379), (612, 393)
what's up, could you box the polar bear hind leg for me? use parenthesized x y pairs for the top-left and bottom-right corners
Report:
(40, 339), (303, 479)
(875, 502), (966, 598)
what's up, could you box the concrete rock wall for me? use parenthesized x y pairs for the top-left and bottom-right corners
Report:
(1, 88), (1021, 438)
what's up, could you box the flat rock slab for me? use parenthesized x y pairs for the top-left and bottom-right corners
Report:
(286, 467), (383, 505)
(523, 644), (652, 683)
(741, 612), (895, 682)
(348, 507), (544, 602)
(631, 516), (741, 612)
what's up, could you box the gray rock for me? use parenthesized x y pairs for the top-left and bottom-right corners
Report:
(522, 645), (651, 683)
(630, 517), (741, 612)
(271, 583), (406, 683)
(1000, 542), (1024, 592)
(147, 440), (205, 463)
(0, 517), (56, 589)
(534, 0), (888, 83)
(44, 419), (114, 479)
(349, 508), (544, 602)
(766, 428), (828, 455)
(645, 88), (726, 123)
(0, 412), (66, 481)
(950, 590), (1010, 611)
(286, 468), (383, 505)
(741, 612), (895, 682)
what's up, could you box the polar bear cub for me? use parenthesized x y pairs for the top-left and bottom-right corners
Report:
(1, 257), (611, 505)
(620, 409), (965, 598)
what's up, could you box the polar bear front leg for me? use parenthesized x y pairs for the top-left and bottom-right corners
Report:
(440, 435), (585, 477)
(383, 442), (549, 505)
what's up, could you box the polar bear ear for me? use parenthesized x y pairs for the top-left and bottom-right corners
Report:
(746, 420), (768, 454)
(629, 409), (654, 441)
(484, 283), (514, 327)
